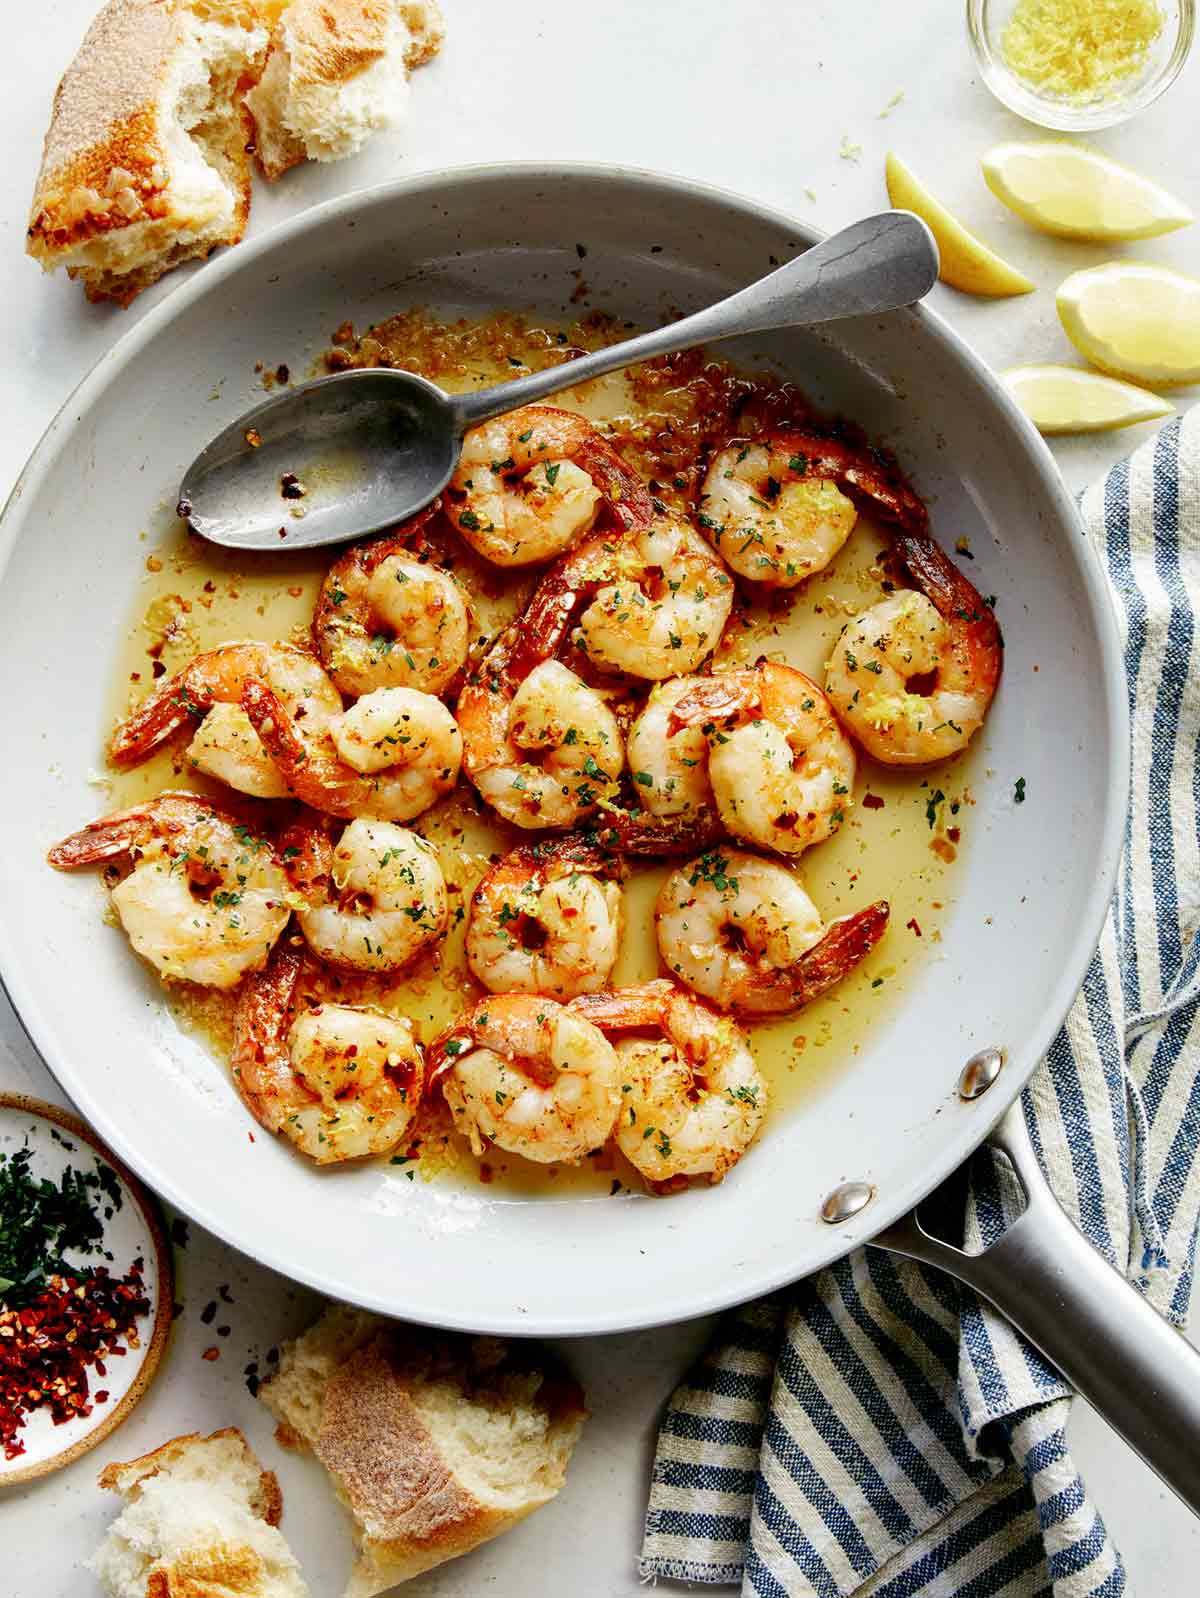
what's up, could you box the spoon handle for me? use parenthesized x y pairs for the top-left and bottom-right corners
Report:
(451, 210), (938, 432)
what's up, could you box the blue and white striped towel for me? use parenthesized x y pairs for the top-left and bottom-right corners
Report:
(640, 408), (1200, 1597)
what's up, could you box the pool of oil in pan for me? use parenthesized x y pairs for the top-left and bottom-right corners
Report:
(93, 322), (975, 1200)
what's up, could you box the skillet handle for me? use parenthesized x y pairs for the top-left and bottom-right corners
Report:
(874, 1100), (1200, 1517)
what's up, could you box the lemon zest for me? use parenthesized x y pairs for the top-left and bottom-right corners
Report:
(1001, 0), (1164, 101)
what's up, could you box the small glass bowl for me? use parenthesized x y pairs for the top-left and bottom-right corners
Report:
(967, 0), (1195, 131)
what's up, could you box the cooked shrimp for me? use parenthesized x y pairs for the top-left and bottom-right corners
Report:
(466, 834), (625, 998)
(656, 848), (889, 1015)
(570, 980), (766, 1186)
(47, 792), (289, 990)
(242, 681), (461, 823)
(825, 530), (1002, 765)
(109, 644), (342, 795)
(625, 678), (717, 824)
(231, 945), (423, 1164)
(568, 520), (738, 677)
(430, 994), (622, 1164)
(447, 405), (653, 566)
(699, 431), (927, 587)
(313, 506), (470, 698)
(457, 655), (624, 830)
(281, 817), (448, 973)
(668, 662), (856, 857)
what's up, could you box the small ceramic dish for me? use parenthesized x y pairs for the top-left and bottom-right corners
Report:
(967, 0), (1195, 131)
(0, 1095), (173, 1486)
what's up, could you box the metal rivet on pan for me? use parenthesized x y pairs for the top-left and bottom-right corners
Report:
(820, 1180), (876, 1224)
(958, 1046), (1005, 1101)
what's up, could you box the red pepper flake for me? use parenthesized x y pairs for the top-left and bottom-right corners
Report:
(0, 1264), (150, 1460)
(201, 1347), (220, 1362)
(862, 793), (885, 810)
(906, 917), (923, 936)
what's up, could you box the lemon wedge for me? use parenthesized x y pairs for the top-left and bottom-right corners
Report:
(885, 152), (1034, 297)
(982, 142), (1193, 242)
(1001, 365), (1173, 434)
(1057, 263), (1200, 385)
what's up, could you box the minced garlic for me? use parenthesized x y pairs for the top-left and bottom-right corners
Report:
(1001, 0), (1165, 100)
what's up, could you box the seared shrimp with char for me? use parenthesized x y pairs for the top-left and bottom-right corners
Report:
(656, 848), (888, 1015)
(448, 405), (652, 566)
(699, 430), (927, 587)
(825, 529), (1002, 765)
(430, 994), (622, 1165)
(668, 662), (856, 857)
(279, 816), (448, 974)
(313, 505), (470, 698)
(570, 980), (766, 1187)
(232, 944), (423, 1164)
(48, 793), (290, 990)
(466, 833), (625, 999)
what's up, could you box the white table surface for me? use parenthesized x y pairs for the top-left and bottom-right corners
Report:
(2, 3), (1199, 1593)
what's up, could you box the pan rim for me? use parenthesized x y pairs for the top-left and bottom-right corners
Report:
(0, 161), (1130, 1334)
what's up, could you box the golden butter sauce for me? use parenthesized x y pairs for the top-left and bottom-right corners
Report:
(96, 310), (975, 1200)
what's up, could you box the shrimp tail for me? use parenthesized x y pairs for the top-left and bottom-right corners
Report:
(240, 679), (362, 819)
(781, 430), (929, 534)
(772, 899), (890, 1011)
(230, 940), (305, 1134)
(666, 676), (760, 735)
(893, 531), (1003, 688)
(568, 979), (677, 1031)
(585, 808), (724, 858)
(108, 676), (204, 766)
(47, 792), (242, 870)
(574, 437), (657, 531)
(48, 811), (150, 869)
(522, 831), (627, 881)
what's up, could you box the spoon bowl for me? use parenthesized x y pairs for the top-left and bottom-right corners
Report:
(181, 368), (460, 551)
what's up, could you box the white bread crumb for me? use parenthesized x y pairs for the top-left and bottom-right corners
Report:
(89, 1428), (309, 1598)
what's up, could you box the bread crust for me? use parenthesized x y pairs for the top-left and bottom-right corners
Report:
(259, 1314), (586, 1596)
(98, 1426), (284, 1527)
(27, 0), (265, 304)
(28, 0), (181, 259)
(287, 0), (392, 86)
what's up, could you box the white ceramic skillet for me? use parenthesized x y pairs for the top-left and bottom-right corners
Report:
(3, 165), (1194, 1503)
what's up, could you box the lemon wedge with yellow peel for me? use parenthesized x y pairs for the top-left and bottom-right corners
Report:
(884, 152), (1034, 298)
(1001, 365), (1173, 435)
(1057, 263), (1200, 386)
(982, 142), (1193, 242)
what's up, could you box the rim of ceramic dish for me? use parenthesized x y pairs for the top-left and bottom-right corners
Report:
(0, 164), (1130, 1333)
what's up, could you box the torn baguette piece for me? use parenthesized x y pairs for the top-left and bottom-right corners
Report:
(89, 1427), (309, 1598)
(259, 1304), (587, 1595)
(27, 0), (269, 306)
(245, 0), (443, 181)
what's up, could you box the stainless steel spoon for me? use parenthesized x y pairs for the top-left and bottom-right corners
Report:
(178, 210), (938, 553)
